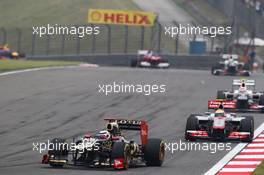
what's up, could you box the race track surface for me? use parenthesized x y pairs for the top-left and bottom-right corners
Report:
(0, 67), (263, 175)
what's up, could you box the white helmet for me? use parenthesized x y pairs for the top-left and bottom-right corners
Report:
(97, 130), (111, 140)
(239, 83), (247, 92)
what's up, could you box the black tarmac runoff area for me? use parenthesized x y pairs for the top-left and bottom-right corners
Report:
(0, 67), (264, 175)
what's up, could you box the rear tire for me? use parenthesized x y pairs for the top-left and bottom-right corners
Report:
(111, 142), (130, 170)
(244, 63), (250, 71)
(259, 95), (264, 105)
(211, 64), (217, 75)
(130, 59), (138, 67)
(240, 116), (254, 142)
(243, 71), (250, 77)
(185, 115), (198, 141)
(217, 90), (226, 99)
(144, 138), (165, 166)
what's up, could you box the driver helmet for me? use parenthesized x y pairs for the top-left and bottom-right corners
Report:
(239, 83), (247, 92)
(96, 130), (111, 140)
(106, 122), (120, 135)
(215, 109), (225, 117)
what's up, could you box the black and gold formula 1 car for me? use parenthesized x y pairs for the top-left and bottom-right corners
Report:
(42, 119), (165, 170)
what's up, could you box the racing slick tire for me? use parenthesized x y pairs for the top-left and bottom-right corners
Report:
(259, 95), (264, 106)
(130, 59), (138, 67)
(111, 142), (130, 170)
(243, 71), (251, 77)
(185, 115), (198, 141)
(217, 90), (226, 99)
(240, 116), (254, 142)
(211, 64), (217, 75)
(48, 138), (68, 168)
(144, 138), (165, 166)
(243, 63), (250, 71)
(211, 63), (222, 75)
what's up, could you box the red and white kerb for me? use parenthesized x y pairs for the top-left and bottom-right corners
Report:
(217, 132), (264, 175)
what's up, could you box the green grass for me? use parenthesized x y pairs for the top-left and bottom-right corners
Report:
(253, 161), (264, 175)
(0, 59), (80, 72)
(172, 0), (228, 24)
(0, 0), (139, 28)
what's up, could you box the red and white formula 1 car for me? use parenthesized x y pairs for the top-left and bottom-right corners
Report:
(185, 103), (254, 142)
(42, 119), (165, 170)
(131, 50), (170, 68)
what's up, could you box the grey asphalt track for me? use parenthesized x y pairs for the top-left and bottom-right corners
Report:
(0, 67), (263, 175)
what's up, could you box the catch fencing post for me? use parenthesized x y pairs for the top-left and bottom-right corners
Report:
(0, 28), (7, 44)
(157, 22), (162, 53)
(140, 26), (145, 50)
(46, 34), (50, 55)
(106, 25), (111, 54)
(76, 25), (81, 55)
(173, 21), (179, 54)
(124, 25), (128, 54)
(91, 24), (96, 54)
(16, 28), (22, 53)
(61, 33), (65, 55)
(31, 32), (36, 56)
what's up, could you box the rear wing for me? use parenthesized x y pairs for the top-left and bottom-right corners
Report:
(208, 100), (236, 110)
(233, 79), (255, 86)
(104, 118), (148, 146)
(137, 50), (149, 56)
(222, 54), (238, 59)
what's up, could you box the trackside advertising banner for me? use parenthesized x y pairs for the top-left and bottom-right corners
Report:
(88, 9), (157, 27)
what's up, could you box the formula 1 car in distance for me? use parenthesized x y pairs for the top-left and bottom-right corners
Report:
(185, 103), (254, 142)
(211, 54), (250, 76)
(131, 50), (170, 68)
(0, 44), (25, 59)
(42, 119), (165, 170)
(216, 79), (264, 112)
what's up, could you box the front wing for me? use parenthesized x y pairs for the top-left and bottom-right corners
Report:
(138, 60), (170, 68)
(186, 130), (251, 141)
(212, 69), (250, 76)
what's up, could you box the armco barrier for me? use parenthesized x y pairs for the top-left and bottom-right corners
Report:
(28, 54), (221, 70)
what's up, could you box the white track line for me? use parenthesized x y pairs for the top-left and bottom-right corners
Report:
(227, 161), (261, 165)
(204, 122), (264, 175)
(242, 149), (264, 152)
(235, 155), (264, 159)
(220, 168), (255, 172)
(247, 143), (264, 147)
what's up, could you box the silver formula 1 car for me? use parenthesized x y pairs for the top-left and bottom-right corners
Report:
(211, 54), (250, 76)
(216, 79), (264, 113)
(185, 103), (254, 142)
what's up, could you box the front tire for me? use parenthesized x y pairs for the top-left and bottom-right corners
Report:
(111, 142), (130, 170)
(217, 90), (226, 99)
(130, 59), (138, 67)
(185, 115), (198, 141)
(259, 95), (264, 105)
(48, 138), (68, 168)
(144, 138), (165, 166)
(240, 116), (254, 142)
